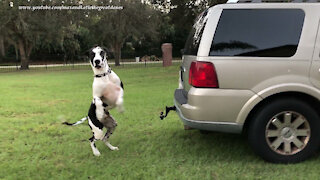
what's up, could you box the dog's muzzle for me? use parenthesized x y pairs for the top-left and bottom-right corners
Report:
(94, 60), (102, 69)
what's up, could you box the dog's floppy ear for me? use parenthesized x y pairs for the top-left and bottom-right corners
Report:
(87, 48), (95, 63)
(101, 46), (111, 58)
(84, 47), (94, 56)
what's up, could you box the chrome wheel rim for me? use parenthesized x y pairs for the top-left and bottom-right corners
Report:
(265, 111), (311, 155)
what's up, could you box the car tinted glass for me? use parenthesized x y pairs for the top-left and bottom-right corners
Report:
(210, 9), (305, 57)
(184, 9), (209, 55)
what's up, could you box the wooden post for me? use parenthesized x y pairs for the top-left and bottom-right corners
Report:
(161, 43), (172, 67)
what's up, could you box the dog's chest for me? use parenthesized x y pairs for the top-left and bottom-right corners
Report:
(92, 78), (108, 97)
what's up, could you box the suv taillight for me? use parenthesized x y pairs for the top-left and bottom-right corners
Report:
(189, 61), (219, 88)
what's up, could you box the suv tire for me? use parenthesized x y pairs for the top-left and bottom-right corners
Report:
(248, 97), (320, 163)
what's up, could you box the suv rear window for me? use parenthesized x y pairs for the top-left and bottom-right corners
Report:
(184, 9), (209, 56)
(209, 9), (305, 57)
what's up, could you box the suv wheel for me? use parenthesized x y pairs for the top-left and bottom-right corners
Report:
(248, 98), (320, 163)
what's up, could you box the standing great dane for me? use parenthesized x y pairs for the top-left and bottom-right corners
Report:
(89, 46), (124, 112)
(63, 46), (124, 156)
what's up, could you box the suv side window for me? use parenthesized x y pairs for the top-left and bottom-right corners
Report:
(209, 9), (305, 57)
(184, 9), (209, 55)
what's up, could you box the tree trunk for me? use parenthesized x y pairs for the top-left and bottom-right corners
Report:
(18, 39), (29, 70)
(15, 45), (19, 61)
(0, 36), (5, 57)
(114, 43), (122, 66)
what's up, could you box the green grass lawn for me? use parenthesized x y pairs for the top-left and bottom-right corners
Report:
(1, 65), (320, 180)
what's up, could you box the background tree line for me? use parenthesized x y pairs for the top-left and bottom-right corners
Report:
(0, 0), (226, 69)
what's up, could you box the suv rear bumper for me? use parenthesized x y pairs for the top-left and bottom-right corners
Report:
(174, 88), (255, 134)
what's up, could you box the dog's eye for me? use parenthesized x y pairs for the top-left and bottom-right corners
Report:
(100, 51), (104, 58)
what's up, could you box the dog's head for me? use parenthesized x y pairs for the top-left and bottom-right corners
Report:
(89, 46), (109, 71)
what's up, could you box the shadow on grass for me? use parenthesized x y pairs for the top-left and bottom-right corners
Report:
(157, 127), (261, 164)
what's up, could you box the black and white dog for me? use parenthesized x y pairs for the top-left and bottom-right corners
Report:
(63, 46), (124, 156)
(64, 97), (118, 156)
(89, 46), (124, 112)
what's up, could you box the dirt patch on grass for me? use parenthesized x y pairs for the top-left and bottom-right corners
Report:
(0, 111), (45, 118)
(46, 99), (71, 106)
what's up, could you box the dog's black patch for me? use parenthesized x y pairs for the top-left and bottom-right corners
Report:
(89, 136), (97, 148)
(88, 102), (104, 129)
(89, 51), (95, 65)
(102, 102), (108, 107)
(101, 47), (110, 58)
(89, 136), (94, 141)
(100, 51), (105, 60)
(120, 81), (124, 89)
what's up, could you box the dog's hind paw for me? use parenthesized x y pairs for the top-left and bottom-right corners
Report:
(93, 152), (101, 156)
(111, 147), (119, 151)
(93, 150), (101, 156)
(105, 141), (119, 151)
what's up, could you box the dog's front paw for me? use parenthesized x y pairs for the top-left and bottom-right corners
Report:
(117, 106), (125, 113)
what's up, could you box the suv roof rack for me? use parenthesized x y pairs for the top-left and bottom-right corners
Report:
(227, 0), (320, 3)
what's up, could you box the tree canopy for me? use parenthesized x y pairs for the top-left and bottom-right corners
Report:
(0, 0), (226, 69)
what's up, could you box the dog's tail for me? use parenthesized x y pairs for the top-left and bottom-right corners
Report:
(62, 116), (88, 126)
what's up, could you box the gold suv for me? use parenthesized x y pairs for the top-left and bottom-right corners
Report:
(175, 2), (320, 163)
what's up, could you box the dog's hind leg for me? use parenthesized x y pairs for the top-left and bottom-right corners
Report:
(88, 118), (104, 156)
(102, 127), (119, 151)
(105, 141), (118, 151)
(89, 136), (101, 156)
